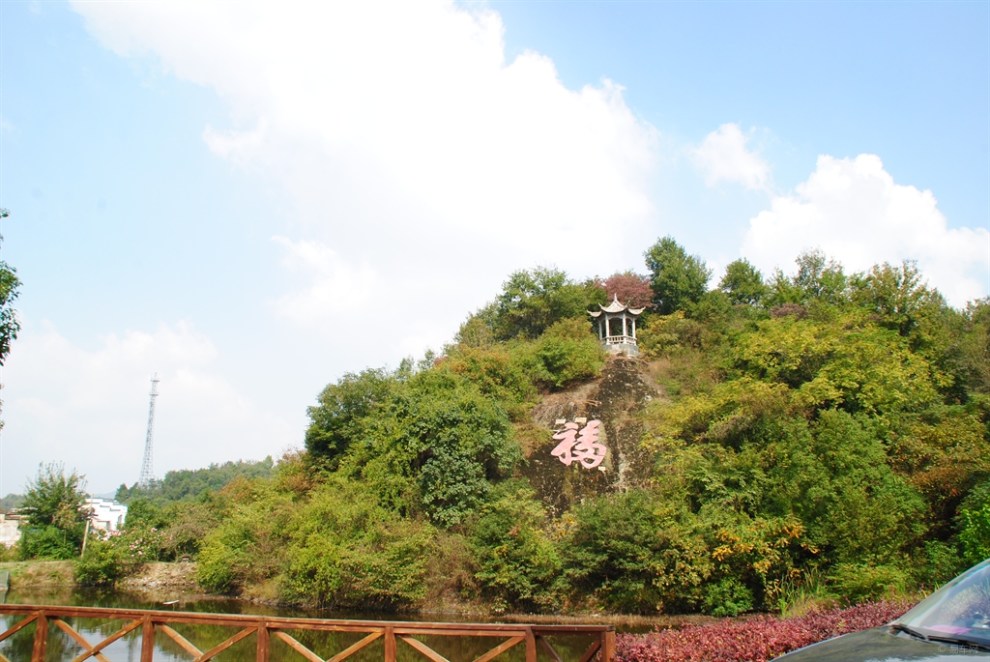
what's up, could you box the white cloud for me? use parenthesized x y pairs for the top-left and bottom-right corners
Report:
(1, 319), (293, 495)
(71, 0), (660, 307)
(202, 122), (267, 166)
(691, 123), (771, 192)
(742, 154), (990, 307)
(270, 235), (380, 325)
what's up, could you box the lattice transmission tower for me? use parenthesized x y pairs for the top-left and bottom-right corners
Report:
(139, 374), (159, 488)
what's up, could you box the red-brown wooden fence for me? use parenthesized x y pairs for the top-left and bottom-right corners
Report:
(0, 604), (616, 661)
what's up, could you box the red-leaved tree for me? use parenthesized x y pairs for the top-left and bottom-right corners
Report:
(601, 272), (653, 309)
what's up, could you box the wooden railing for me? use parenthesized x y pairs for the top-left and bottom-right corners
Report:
(0, 604), (616, 661)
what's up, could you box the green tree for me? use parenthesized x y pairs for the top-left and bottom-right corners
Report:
(121, 497), (166, 530)
(305, 369), (399, 469)
(391, 370), (520, 527)
(719, 258), (767, 306)
(767, 250), (847, 308)
(453, 314), (496, 348)
(19, 463), (90, 559)
(957, 299), (990, 393)
(488, 267), (602, 340)
(0, 208), (20, 439)
(0, 493), (23, 511)
(0, 208), (19, 368)
(850, 261), (943, 337)
(644, 236), (711, 314)
(331, 368), (521, 527)
(795, 250), (847, 302)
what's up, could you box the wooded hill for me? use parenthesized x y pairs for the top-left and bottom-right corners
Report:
(115, 237), (990, 616)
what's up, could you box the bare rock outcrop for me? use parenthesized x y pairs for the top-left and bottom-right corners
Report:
(523, 355), (661, 516)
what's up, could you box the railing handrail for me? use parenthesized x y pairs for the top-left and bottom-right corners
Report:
(0, 603), (616, 661)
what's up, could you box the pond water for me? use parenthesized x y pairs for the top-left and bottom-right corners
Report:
(0, 588), (627, 661)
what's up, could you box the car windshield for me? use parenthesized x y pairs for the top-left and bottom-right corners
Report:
(895, 559), (990, 648)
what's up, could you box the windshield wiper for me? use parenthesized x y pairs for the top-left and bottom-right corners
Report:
(892, 624), (990, 652)
(891, 623), (930, 641)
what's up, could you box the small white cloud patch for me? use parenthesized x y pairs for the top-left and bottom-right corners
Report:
(270, 236), (380, 326)
(691, 123), (771, 192)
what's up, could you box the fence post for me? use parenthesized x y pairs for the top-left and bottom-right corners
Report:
(602, 629), (616, 661)
(31, 612), (46, 661)
(141, 614), (155, 662)
(384, 625), (396, 662)
(257, 619), (270, 662)
(525, 627), (537, 662)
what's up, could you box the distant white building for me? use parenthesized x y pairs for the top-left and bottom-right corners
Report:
(85, 497), (128, 535)
(0, 498), (128, 547)
(0, 513), (24, 548)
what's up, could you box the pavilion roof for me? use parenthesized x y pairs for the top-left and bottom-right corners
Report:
(588, 294), (646, 317)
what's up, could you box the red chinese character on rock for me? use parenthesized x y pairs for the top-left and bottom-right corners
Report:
(551, 419), (606, 469)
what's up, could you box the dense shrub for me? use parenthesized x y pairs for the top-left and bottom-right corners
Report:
(18, 525), (79, 560)
(279, 479), (436, 610)
(702, 577), (754, 617)
(440, 345), (536, 416)
(195, 520), (253, 594)
(616, 600), (913, 662)
(561, 490), (713, 614)
(467, 483), (563, 613)
(195, 482), (296, 594)
(827, 563), (910, 604)
(156, 500), (225, 560)
(309, 366), (521, 528)
(637, 312), (708, 356)
(957, 477), (990, 566)
(517, 318), (605, 391)
(75, 538), (128, 587)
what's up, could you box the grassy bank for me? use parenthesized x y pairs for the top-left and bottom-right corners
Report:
(0, 560), (200, 594)
(0, 560), (74, 588)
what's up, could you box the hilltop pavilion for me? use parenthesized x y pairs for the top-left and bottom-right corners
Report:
(589, 295), (645, 355)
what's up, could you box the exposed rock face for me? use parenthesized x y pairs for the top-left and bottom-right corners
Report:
(523, 355), (660, 516)
(118, 561), (200, 595)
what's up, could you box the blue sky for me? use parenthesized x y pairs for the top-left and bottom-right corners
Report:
(0, 0), (987, 496)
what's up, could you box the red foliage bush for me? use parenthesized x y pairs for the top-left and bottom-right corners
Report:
(615, 600), (914, 662)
